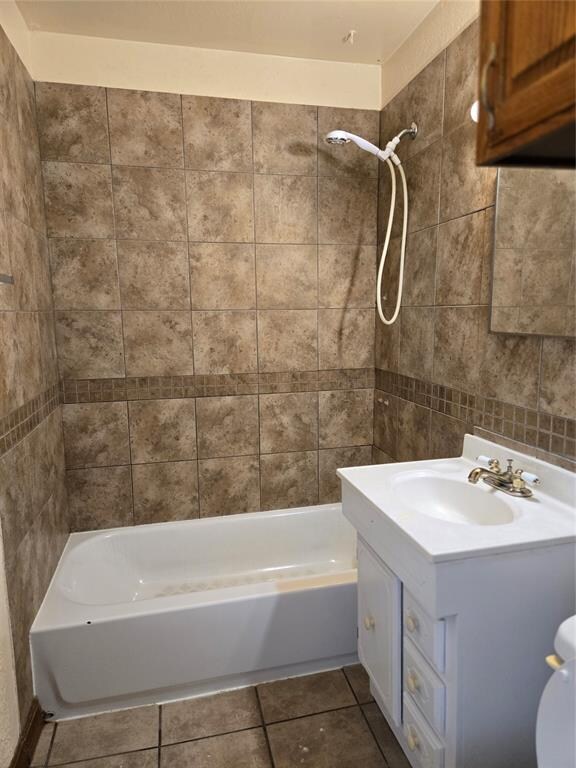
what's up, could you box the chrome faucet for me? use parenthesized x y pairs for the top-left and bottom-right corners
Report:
(468, 457), (540, 498)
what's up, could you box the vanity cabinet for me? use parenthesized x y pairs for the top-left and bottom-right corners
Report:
(476, 0), (575, 166)
(357, 541), (401, 724)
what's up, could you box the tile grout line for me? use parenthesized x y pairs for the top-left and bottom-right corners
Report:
(254, 686), (277, 768)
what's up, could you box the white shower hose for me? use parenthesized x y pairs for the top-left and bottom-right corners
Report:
(376, 157), (408, 325)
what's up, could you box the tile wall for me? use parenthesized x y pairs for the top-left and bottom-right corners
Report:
(374, 20), (576, 466)
(0, 27), (69, 718)
(34, 84), (380, 528)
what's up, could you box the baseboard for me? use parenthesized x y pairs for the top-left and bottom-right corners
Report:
(9, 698), (44, 768)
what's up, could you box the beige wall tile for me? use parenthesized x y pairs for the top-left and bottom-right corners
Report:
(254, 174), (317, 245)
(182, 95), (252, 172)
(113, 166), (187, 241)
(15, 312), (42, 403)
(62, 402), (130, 468)
(319, 389), (373, 448)
(260, 450), (318, 510)
(374, 318), (399, 372)
(192, 310), (257, 374)
(256, 244), (317, 309)
(539, 338), (576, 419)
(443, 20), (479, 135)
(43, 161), (114, 238)
(477, 312), (541, 409)
(117, 241), (190, 309)
(318, 308), (375, 369)
(55, 310), (125, 378)
(319, 445), (372, 503)
(259, 392), (318, 453)
(440, 123), (496, 222)
(196, 395), (259, 458)
(380, 52), (445, 161)
(257, 309), (317, 372)
(49, 238), (120, 310)
(133, 461), (199, 524)
(122, 310), (193, 376)
(198, 455), (260, 516)
(318, 245), (375, 308)
(67, 465), (133, 531)
(7, 216), (52, 311)
(187, 171), (254, 242)
(35, 83), (110, 163)
(399, 306), (434, 380)
(436, 211), (484, 305)
(403, 143), (442, 234)
(430, 411), (470, 459)
(397, 400), (430, 461)
(190, 243), (256, 309)
(319, 176), (377, 245)
(373, 392), (398, 456)
(107, 88), (183, 167)
(252, 101), (317, 175)
(433, 306), (481, 392)
(318, 107), (379, 178)
(128, 398), (197, 464)
(401, 227), (437, 307)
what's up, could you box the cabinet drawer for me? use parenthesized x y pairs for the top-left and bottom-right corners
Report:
(403, 590), (445, 673)
(403, 694), (444, 768)
(403, 637), (445, 736)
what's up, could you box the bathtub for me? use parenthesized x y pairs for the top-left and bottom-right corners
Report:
(31, 503), (358, 719)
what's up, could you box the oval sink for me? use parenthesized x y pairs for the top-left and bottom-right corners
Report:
(391, 473), (516, 526)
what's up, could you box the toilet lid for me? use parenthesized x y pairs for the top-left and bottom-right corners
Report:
(536, 658), (576, 768)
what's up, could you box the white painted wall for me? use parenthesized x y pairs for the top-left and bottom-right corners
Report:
(30, 31), (381, 109)
(0, 526), (19, 768)
(381, 0), (479, 106)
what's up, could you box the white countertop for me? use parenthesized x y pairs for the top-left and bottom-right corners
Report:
(338, 435), (576, 563)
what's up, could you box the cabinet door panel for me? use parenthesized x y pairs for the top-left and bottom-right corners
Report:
(357, 540), (402, 724)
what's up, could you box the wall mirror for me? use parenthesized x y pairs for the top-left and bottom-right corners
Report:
(491, 167), (575, 337)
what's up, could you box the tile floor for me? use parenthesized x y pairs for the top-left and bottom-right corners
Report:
(31, 666), (411, 768)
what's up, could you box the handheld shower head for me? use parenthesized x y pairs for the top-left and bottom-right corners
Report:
(325, 130), (351, 145)
(325, 123), (418, 165)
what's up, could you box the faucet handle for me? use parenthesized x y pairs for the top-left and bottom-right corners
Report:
(518, 469), (541, 486)
(476, 455), (500, 471)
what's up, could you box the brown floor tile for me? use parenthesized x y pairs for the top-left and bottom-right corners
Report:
(161, 688), (261, 744)
(267, 707), (385, 768)
(257, 670), (356, 724)
(362, 703), (411, 768)
(49, 707), (159, 764)
(31, 723), (55, 766)
(343, 664), (374, 705)
(161, 729), (271, 768)
(49, 751), (158, 768)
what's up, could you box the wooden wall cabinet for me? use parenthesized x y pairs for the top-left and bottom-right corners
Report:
(476, 0), (575, 167)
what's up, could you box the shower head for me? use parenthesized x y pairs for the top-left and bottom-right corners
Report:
(325, 123), (418, 164)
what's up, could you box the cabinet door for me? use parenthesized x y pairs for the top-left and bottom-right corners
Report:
(357, 540), (402, 724)
(477, 0), (575, 165)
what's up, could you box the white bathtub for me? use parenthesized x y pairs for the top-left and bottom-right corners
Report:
(31, 503), (358, 719)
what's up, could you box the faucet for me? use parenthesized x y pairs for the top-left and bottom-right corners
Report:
(468, 457), (540, 498)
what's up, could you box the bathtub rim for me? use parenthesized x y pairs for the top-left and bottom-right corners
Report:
(32, 502), (357, 631)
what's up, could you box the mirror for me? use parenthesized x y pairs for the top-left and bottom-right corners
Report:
(491, 167), (575, 337)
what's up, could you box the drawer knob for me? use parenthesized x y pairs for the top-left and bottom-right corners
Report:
(406, 670), (420, 693)
(405, 612), (419, 633)
(364, 615), (376, 630)
(406, 726), (420, 752)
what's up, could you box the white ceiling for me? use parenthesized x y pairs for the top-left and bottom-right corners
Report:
(16, 0), (438, 65)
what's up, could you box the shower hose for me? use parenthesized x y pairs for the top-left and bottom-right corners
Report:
(376, 157), (408, 326)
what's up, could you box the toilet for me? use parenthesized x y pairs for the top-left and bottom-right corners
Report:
(536, 615), (576, 768)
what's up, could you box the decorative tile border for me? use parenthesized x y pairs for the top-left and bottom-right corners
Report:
(0, 383), (61, 459)
(61, 368), (375, 403)
(375, 368), (576, 463)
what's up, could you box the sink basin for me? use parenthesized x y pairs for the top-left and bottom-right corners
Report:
(391, 472), (516, 526)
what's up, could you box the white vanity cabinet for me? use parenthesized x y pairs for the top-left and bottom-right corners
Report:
(339, 435), (576, 768)
(357, 540), (401, 724)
